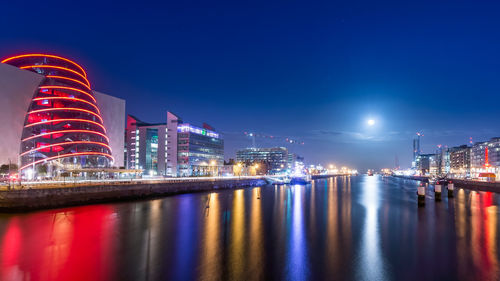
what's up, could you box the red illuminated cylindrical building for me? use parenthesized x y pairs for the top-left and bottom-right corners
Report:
(1, 54), (113, 177)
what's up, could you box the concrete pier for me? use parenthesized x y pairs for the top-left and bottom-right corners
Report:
(447, 183), (454, 197)
(0, 177), (267, 212)
(417, 184), (426, 206)
(434, 184), (442, 201)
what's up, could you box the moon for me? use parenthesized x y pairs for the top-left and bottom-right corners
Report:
(367, 119), (375, 126)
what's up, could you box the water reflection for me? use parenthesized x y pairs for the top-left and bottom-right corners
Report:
(286, 185), (309, 280)
(199, 193), (221, 280)
(249, 188), (264, 279)
(470, 192), (499, 280)
(0, 176), (498, 280)
(0, 206), (115, 281)
(358, 175), (388, 280)
(229, 189), (245, 280)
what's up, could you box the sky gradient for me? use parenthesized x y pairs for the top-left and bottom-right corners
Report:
(1, 0), (499, 171)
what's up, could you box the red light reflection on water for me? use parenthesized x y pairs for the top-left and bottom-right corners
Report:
(470, 191), (499, 280)
(0, 205), (116, 281)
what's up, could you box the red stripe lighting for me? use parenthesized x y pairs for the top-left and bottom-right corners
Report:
(24, 118), (107, 132)
(22, 129), (109, 142)
(1, 54), (87, 77)
(20, 152), (114, 171)
(46, 75), (92, 90)
(20, 141), (112, 157)
(4, 53), (115, 171)
(32, 97), (101, 114)
(38, 86), (96, 103)
(28, 107), (103, 123)
(20, 65), (91, 87)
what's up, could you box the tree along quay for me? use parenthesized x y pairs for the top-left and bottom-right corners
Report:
(0, 177), (267, 212)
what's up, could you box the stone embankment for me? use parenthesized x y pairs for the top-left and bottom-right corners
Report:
(392, 175), (500, 193)
(0, 177), (266, 212)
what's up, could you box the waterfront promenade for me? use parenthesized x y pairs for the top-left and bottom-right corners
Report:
(0, 176), (267, 211)
(0, 174), (349, 211)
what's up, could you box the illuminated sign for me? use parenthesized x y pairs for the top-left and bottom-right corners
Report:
(177, 124), (219, 138)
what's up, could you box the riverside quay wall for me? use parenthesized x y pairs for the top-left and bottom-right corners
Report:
(0, 177), (267, 212)
(448, 179), (500, 193)
(392, 175), (500, 193)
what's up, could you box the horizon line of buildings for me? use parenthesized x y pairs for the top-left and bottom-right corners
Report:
(412, 135), (500, 179)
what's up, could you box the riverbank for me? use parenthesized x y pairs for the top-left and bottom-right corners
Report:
(0, 177), (266, 212)
(392, 175), (500, 193)
(392, 175), (429, 182)
(311, 174), (355, 179)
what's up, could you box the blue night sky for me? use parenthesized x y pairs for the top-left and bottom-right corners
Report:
(1, 0), (499, 171)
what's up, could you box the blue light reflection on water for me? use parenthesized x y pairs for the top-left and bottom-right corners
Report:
(286, 185), (309, 280)
(173, 195), (196, 281)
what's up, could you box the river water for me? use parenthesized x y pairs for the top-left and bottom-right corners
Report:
(0, 175), (498, 281)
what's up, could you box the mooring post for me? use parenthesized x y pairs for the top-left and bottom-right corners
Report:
(418, 183), (426, 206)
(447, 182), (454, 198)
(434, 184), (442, 201)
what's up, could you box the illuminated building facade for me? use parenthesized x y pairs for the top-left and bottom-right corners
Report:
(449, 145), (471, 178)
(236, 147), (288, 174)
(125, 112), (224, 177)
(177, 122), (224, 176)
(415, 153), (434, 175)
(471, 138), (500, 178)
(0, 54), (125, 178)
(125, 115), (167, 176)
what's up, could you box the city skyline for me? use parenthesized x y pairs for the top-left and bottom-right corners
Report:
(2, 0), (500, 171)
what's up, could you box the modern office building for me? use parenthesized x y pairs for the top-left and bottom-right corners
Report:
(415, 153), (434, 175)
(0, 54), (125, 178)
(449, 145), (471, 177)
(177, 122), (224, 176)
(439, 147), (451, 175)
(125, 115), (167, 176)
(287, 153), (304, 170)
(236, 147), (288, 174)
(488, 137), (500, 167)
(125, 112), (224, 177)
(471, 141), (488, 170)
(470, 137), (500, 177)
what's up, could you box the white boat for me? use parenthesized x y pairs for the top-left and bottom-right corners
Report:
(264, 175), (291, 185)
(290, 174), (311, 185)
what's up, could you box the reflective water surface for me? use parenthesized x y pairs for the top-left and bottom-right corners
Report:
(0, 175), (499, 281)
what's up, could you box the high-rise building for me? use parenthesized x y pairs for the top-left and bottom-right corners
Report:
(471, 141), (488, 170)
(440, 147), (451, 175)
(125, 112), (224, 177)
(0, 54), (125, 178)
(177, 122), (224, 176)
(449, 145), (471, 178)
(236, 147), (288, 174)
(488, 137), (500, 168)
(287, 153), (304, 170)
(412, 132), (423, 168)
(470, 137), (500, 178)
(415, 153), (434, 175)
(125, 115), (167, 176)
